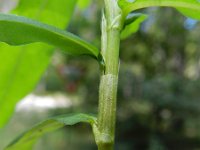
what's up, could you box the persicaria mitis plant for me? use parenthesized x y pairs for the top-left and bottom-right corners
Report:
(0, 0), (199, 150)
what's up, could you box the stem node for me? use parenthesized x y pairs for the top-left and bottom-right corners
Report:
(97, 1), (123, 149)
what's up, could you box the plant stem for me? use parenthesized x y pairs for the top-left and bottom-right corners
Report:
(96, 0), (122, 149)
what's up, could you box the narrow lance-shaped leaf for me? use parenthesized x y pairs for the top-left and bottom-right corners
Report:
(118, 0), (200, 20)
(121, 13), (148, 39)
(4, 114), (97, 150)
(0, 0), (77, 128)
(0, 13), (99, 58)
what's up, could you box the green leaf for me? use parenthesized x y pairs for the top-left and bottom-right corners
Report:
(0, 45), (53, 127)
(77, 0), (92, 10)
(4, 114), (97, 150)
(121, 13), (148, 40)
(118, 0), (200, 20)
(13, 0), (77, 28)
(177, 8), (200, 20)
(0, 13), (99, 57)
(0, 0), (77, 128)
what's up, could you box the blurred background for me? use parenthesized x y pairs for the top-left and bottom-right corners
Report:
(1, 0), (200, 150)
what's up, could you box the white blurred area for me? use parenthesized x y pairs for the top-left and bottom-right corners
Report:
(0, 0), (18, 12)
(16, 93), (73, 112)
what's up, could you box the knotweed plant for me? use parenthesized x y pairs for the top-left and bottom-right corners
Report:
(0, 0), (199, 150)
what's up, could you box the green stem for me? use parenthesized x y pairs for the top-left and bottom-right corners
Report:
(96, 0), (122, 149)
